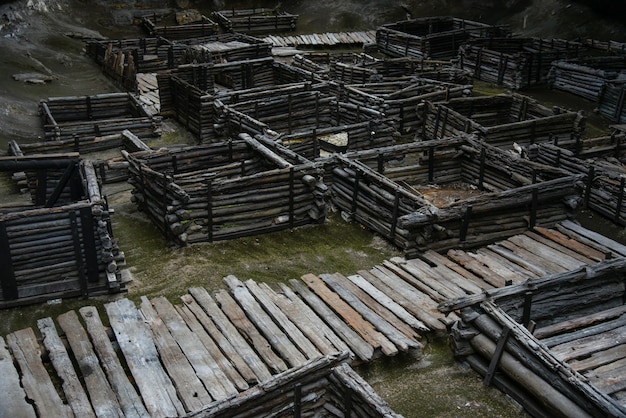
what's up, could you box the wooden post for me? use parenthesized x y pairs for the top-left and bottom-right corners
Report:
(0, 221), (17, 300)
(79, 206), (100, 283)
(483, 325), (511, 387)
(207, 180), (213, 242)
(478, 147), (485, 191)
(70, 210), (89, 297)
(428, 146), (434, 182)
(389, 191), (400, 241)
(584, 166), (594, 208)
(293, 383), (302, 418)
(289, 167), (295, 228)
(529, 189), (538, 229)
(522, 291), (533, 327)
(46, 161), (79, 208)
(615, 177), (625, 223)
(460, 206), (472, 242)
(36, 170), (48, 206)
(351, 169), (360, 217)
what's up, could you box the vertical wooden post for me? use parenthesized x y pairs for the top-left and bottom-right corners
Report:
(615, 177), (625, 223)
(0, 221), (17, 300)
(70, 211), (89, 297)
(522, 291), (533, 327)
(293, 383), (302, 418)
(478, 147), (486, 191)
(584, 166), (594, 209)
(428, 146), (435, 182)
(207, 180), (213, 242)
(289, 167), (295, 228)
(79, 206), (100, 284)
(529, 188), (538, 229)
(351, 170), (360, 217)
(484, 326), (511, 387)
(389, 191), (400, 242)
(460, 206), (472, 242)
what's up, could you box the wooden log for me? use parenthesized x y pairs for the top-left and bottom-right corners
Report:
(0, 335), (37, 418)
(78, 306), (150, 418)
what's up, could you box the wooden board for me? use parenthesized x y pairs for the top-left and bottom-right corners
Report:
(0, 335), (37, 418)
(105, 298), (185, 418)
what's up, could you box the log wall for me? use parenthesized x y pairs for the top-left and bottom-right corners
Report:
(141, 14), (218, 40)
(124, 134), (327, 245)
(548, 56), (626, 101)
(212, 8), (298, 34)
(597, 79), (626, 123)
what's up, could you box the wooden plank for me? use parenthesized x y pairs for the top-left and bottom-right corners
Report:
(138, 297), (213, 411)
(486, 243), (549, 277)
(445, 250), (508, 288)
(534, 305), (626, 340)
(275, 282), (351, 354)
(6, 328), (73, 418)
(180, 293), (258, 386)
(37, 317), (96, 418)
(56, 310), (124, 417)
(507, 234), (587, 271)
(421, 251), (487, 294)
(469, 249), (529, 285)
(560, 219), (626, 257)
(320, 273), (422, 352)
(474, 248), (538, 282)
(570, 344), (626, 372)
(187, 287), (273, 382)
(0, 336), (37, 418)
(300, 273), (398, 356)
(541, 314), (626, 348)
(223, 275), (307, 368)
(497, 239), (568, 274)
(551, 324), (626, 362)
(524, 230), (596, 264)
(533, 226), (606, 262)
(104, 298), (185, 418)
(175, 304), (249, 391)
(421, 250), (498, 290)
(289, 278), (375, 362)
(214, 288), (289, 374)
(148, 296), (238, 399)
(588, 362), (626, 394)
(388, 256), (465, 301)
(346, 273), (429, 333)
(244, 279), (322, 359)
(79, 306), (150, 418)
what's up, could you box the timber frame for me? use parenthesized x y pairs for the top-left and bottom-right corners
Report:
(0, 156), (127, 308)
(212, 8), (298, 34)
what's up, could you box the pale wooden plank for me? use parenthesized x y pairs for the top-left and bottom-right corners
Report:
(149, 296), (238, 400)
(175, 304), (249, 391)
(523, 230), (596, 265)
(37, 317), (95, 418)
(469, 249), (528, 285)
(497, 239), (568, 274)
(444, 250), (508, 288)
(346, 273), (429, 333)
(244, 279), (322, 360)
(300, 273), (398, 356)
(390, 256), (466, 300)
(570, 344), (626, 372)
(486, 243), (549, 277)
(508, 234), (587, 271)
(289, 278), (374, 361)
(224, 275), (307, 368)
(560, 220), (626, 257)
(551, 324), (626, 362)
(214, 288), (289, 374)
(79, 306), (150, 418)
(275, 282), (351, 354)
(533, 226), (606, 262)
(6, 328), (73, 418)
(187, 287), (273, 382)
(474, 248), (537, 282)
(534, 305), (626, 340)
(138, 297), (212, 412)
(320, 273), (421, 352)
(105, 298), (185, 418)
(422, 250), (498, 290)
(0, 335), (37, 418)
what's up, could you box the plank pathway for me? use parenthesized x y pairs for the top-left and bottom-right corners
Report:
(1, 220), (624, 416)
(263, 30), (377, 48)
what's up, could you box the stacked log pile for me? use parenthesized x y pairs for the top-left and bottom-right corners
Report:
(124, 133), (327, 245)
(333, 78), (472, 135)
(458, 37), (582, 89)
(597, 79), (626, 123)
(40, 92), (161, 142)
(141, 13), (218, 40)
(183, 33), (272, 64)
(528, 139), (626, 225)
(377, 16), (510, 60)
(332, 137), (581, 256)
(548, 56), (626, 101)
(0, 158), (126, 308)
(420, 93), (585, 147)
(212, 8), (298, 34)
(441, 254), (626, 417)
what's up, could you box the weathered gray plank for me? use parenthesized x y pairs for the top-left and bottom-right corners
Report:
(187, 287), (273, 382)
(105, 298), (185, 418)
(79, 306), (150, 418)
(138, 297), (212, 412)
(6, 328), (73, 418)
(560, 220), (626, 257)
(0, 335), (37, 418)
(224, 275), (307, 368)
(37, 317), (95, 418)
(149, 296), (238, 400)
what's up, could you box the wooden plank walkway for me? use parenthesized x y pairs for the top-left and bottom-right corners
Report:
(0, 220), (624, 416)
(263, 30), (377, 48)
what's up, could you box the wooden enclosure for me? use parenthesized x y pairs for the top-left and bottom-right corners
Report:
(123, 133), (327, 245)
(329, 137), (581, 257)
(420, 93), (585, 147)
(376, 16), (510, 60)
(212, 8), (298, 34)
(333, 78), (472, 136)
(528, 136), (626, 226)
(0, 156), (126, 308)
(548, 56), (626, 101)
(39, 92), (161, 142)
(141, 12), (218, 40)
(441, 249), (626, 417)
(458, 37), (582, 89)
(598, 79), (626, 123)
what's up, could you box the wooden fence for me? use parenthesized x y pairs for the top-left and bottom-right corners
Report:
(420, 93), (585, 147)
(0, 157), (126, 308)
(441, 254), (626, 418)
(39, 92), (161, 142)
(548, 56), (626, 101)
(212, 8), (298, 34)
(598, 79), (626, 123)
(141, 13), (218, 40)
(330, 137), (581, 256)
(123, 133), (327, 245)
(376, 16), (510, 60)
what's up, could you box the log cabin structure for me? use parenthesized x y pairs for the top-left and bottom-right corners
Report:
(458, 37), (583, 89)
(39, 92), (161, 142)
(376, 16), (510, 60)
(141, 11), (218, 40)
(440, 239), (626, 417)
(420, 93), (586, 148)
(212, 8), (298, 34)
(123, 133), (327, 245)
(0, 155), (127, 308)
(328, 136), (582, 257)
